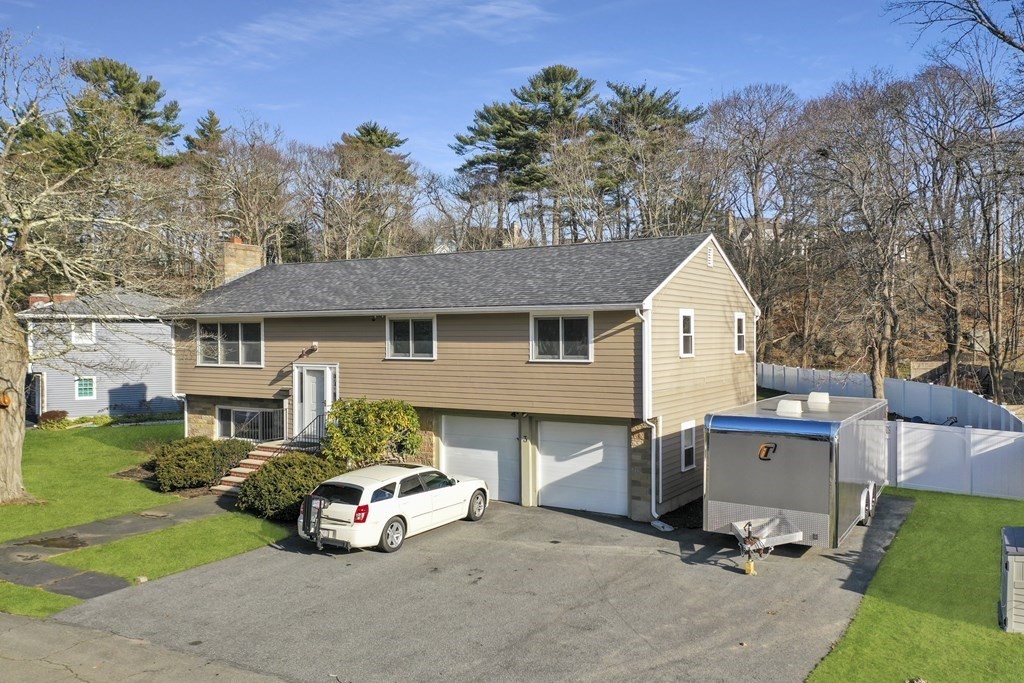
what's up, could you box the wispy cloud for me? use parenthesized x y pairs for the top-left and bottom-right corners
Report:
(186, 0), (551, 69)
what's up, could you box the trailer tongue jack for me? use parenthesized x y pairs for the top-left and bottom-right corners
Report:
(730, 518), (804, 576)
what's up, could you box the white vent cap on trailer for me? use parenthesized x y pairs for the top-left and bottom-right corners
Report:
(776, 399), (803, 417)
(807, 392), (831, 412)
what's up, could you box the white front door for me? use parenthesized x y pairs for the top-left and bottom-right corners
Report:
(293, 364), (335, 437)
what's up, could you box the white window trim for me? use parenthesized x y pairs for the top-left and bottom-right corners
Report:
(734, 312), (747, 355)
(71, 321), (96, 345)
(196, 320), (265, 368)
(679, 308), (695, 358)
(681, 420), (696, 472)
(75, 376), (96, 401)
(528, 312), (594, 363)
(385, 315), (437, 360)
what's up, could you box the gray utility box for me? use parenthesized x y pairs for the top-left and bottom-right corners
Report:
(704, 394), (888, 549)
(1000, 527), (1024, 633)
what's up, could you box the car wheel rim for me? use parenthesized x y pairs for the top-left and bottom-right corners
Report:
(473, 495), (484, 517)
(387, 523), (403, 547)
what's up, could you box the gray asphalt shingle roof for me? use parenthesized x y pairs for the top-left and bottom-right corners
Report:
(182, 234), (712, 316)
(17, 288), (176, 319)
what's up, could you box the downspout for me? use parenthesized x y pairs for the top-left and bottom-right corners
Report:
(637, 306), (670, 529)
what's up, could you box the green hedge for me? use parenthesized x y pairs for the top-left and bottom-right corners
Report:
(321, 398), (422, 467)
(153, 437), (252, 491)
(236, 452), (344, 521)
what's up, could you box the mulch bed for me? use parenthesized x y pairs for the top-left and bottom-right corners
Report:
(111, 463), (211, 498)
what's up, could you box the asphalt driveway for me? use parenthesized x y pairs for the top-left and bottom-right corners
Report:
(56, 496), (911, 682)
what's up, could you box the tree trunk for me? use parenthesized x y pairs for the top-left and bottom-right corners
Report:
(0, 302), (28, 504)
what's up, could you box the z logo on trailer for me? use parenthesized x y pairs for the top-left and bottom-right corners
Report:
(757, 443), (777, 461)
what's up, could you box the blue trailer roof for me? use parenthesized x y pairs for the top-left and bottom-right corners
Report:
(705, 394), (886, 439)
(704, 414), (838, 439)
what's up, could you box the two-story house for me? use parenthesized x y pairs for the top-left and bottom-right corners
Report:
(173, 234), (758, 521)
(19, 289), (181, 420)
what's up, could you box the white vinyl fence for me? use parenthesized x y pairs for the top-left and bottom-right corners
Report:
(889, 421), (1024, 500)
(757, 363), (1024, 432)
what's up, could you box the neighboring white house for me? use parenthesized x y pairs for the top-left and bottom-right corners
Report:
(17, 289), (181, 420)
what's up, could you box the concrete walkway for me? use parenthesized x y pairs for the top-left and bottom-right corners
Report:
(0, 495), (232, 598)
(0, 611), (281, 681)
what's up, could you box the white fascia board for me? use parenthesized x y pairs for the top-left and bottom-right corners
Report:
(177, 303), (640, 320)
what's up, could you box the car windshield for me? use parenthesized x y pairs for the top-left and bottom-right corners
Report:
(312, 483), (363, 506)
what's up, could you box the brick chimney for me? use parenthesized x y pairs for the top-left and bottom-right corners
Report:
(52, 292), (77, 304)
(28, 293), (51, 308)
(216, 238), (264, 286)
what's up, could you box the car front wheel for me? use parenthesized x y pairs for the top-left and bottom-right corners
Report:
(466, 490), (486, 521)
(378, 517), (405, 553)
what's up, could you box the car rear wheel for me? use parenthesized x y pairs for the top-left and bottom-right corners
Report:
(466, 490), (487, 521)
(378, 517), (405, 553)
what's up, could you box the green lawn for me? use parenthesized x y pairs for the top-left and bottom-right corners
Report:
(0, 581), (82, 618)
(50, 512), (290, 582)
(1, 423), (183, 543)
(810, 489), (1024, 682)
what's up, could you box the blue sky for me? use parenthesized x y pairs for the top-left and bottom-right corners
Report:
(4, 0), (939, 173)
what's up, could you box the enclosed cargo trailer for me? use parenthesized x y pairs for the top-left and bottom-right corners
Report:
(704, 393), (888, 553)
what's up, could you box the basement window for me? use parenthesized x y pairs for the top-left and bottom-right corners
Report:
(681, 421), (696, 472)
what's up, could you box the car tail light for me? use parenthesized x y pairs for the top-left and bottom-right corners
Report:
(354, 504), (369, 524)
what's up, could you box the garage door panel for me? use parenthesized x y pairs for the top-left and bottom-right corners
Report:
(441, 415), (521, 504)
(538, 422), (628, 516)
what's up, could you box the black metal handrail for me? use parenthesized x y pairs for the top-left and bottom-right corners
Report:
(234, 408), (285, 443)
(286, 413), (326, 451)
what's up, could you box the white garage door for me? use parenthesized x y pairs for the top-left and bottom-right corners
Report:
(537, 421), (629, 516)
(440, 415), (521, 503)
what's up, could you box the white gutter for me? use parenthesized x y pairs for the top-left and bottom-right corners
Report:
(636, 306), (667, 527)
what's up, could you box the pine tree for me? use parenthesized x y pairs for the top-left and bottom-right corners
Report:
(184, 110), (226, 152)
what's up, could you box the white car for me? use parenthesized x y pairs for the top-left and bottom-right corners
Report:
(297, 463), (489, 552)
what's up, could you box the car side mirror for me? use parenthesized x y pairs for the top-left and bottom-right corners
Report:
(448, 477), (457, 487)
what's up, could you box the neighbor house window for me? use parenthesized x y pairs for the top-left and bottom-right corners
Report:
(679, 309), (695, 358)
(198, 322), (262, 366)
(387, 317), (435, 359)
(531, 314), (592, 362)
(75, 376), (96, 400)
(681, 420), (696, 472)
(71, 321), (95, 345)
(734, 312), (746, 354)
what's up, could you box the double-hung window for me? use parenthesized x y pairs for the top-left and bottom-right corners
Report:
(679, 309), (694, 358)
(198, 322), (262, 366)
(71, 321), (95, 345)
(531, 314), (591, 362)
(681, 420), (696, 472)
(387, 317), (435, 359)
(734, 312), (746, 354)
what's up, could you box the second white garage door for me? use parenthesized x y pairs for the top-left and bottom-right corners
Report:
(537, 421), (629, 516)
(440, 415), (521, 503)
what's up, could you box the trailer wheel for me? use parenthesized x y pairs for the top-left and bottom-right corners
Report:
(857, 489), (872, 527)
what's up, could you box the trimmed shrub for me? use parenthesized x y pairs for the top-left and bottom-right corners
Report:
(153, 437), (254, 491)
(37, 410), (69, 429)
(321, 398), (422, 467)
(153, 437), (216, 491)
(236, 452), (344, 521)
(38, 410), (68, 424)
(214, 438), (253, 470)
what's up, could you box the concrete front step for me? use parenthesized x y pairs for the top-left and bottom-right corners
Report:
(211, 484), (240, 496)
(229, 467), (257, 479)
(220, 475), (247, 486)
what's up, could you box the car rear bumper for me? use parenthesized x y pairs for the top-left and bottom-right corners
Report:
(297, 519), (382, 550)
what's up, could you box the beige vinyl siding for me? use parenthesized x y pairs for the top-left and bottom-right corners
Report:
(175, 311), (641, 419)
(652, 240), (756, 510)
